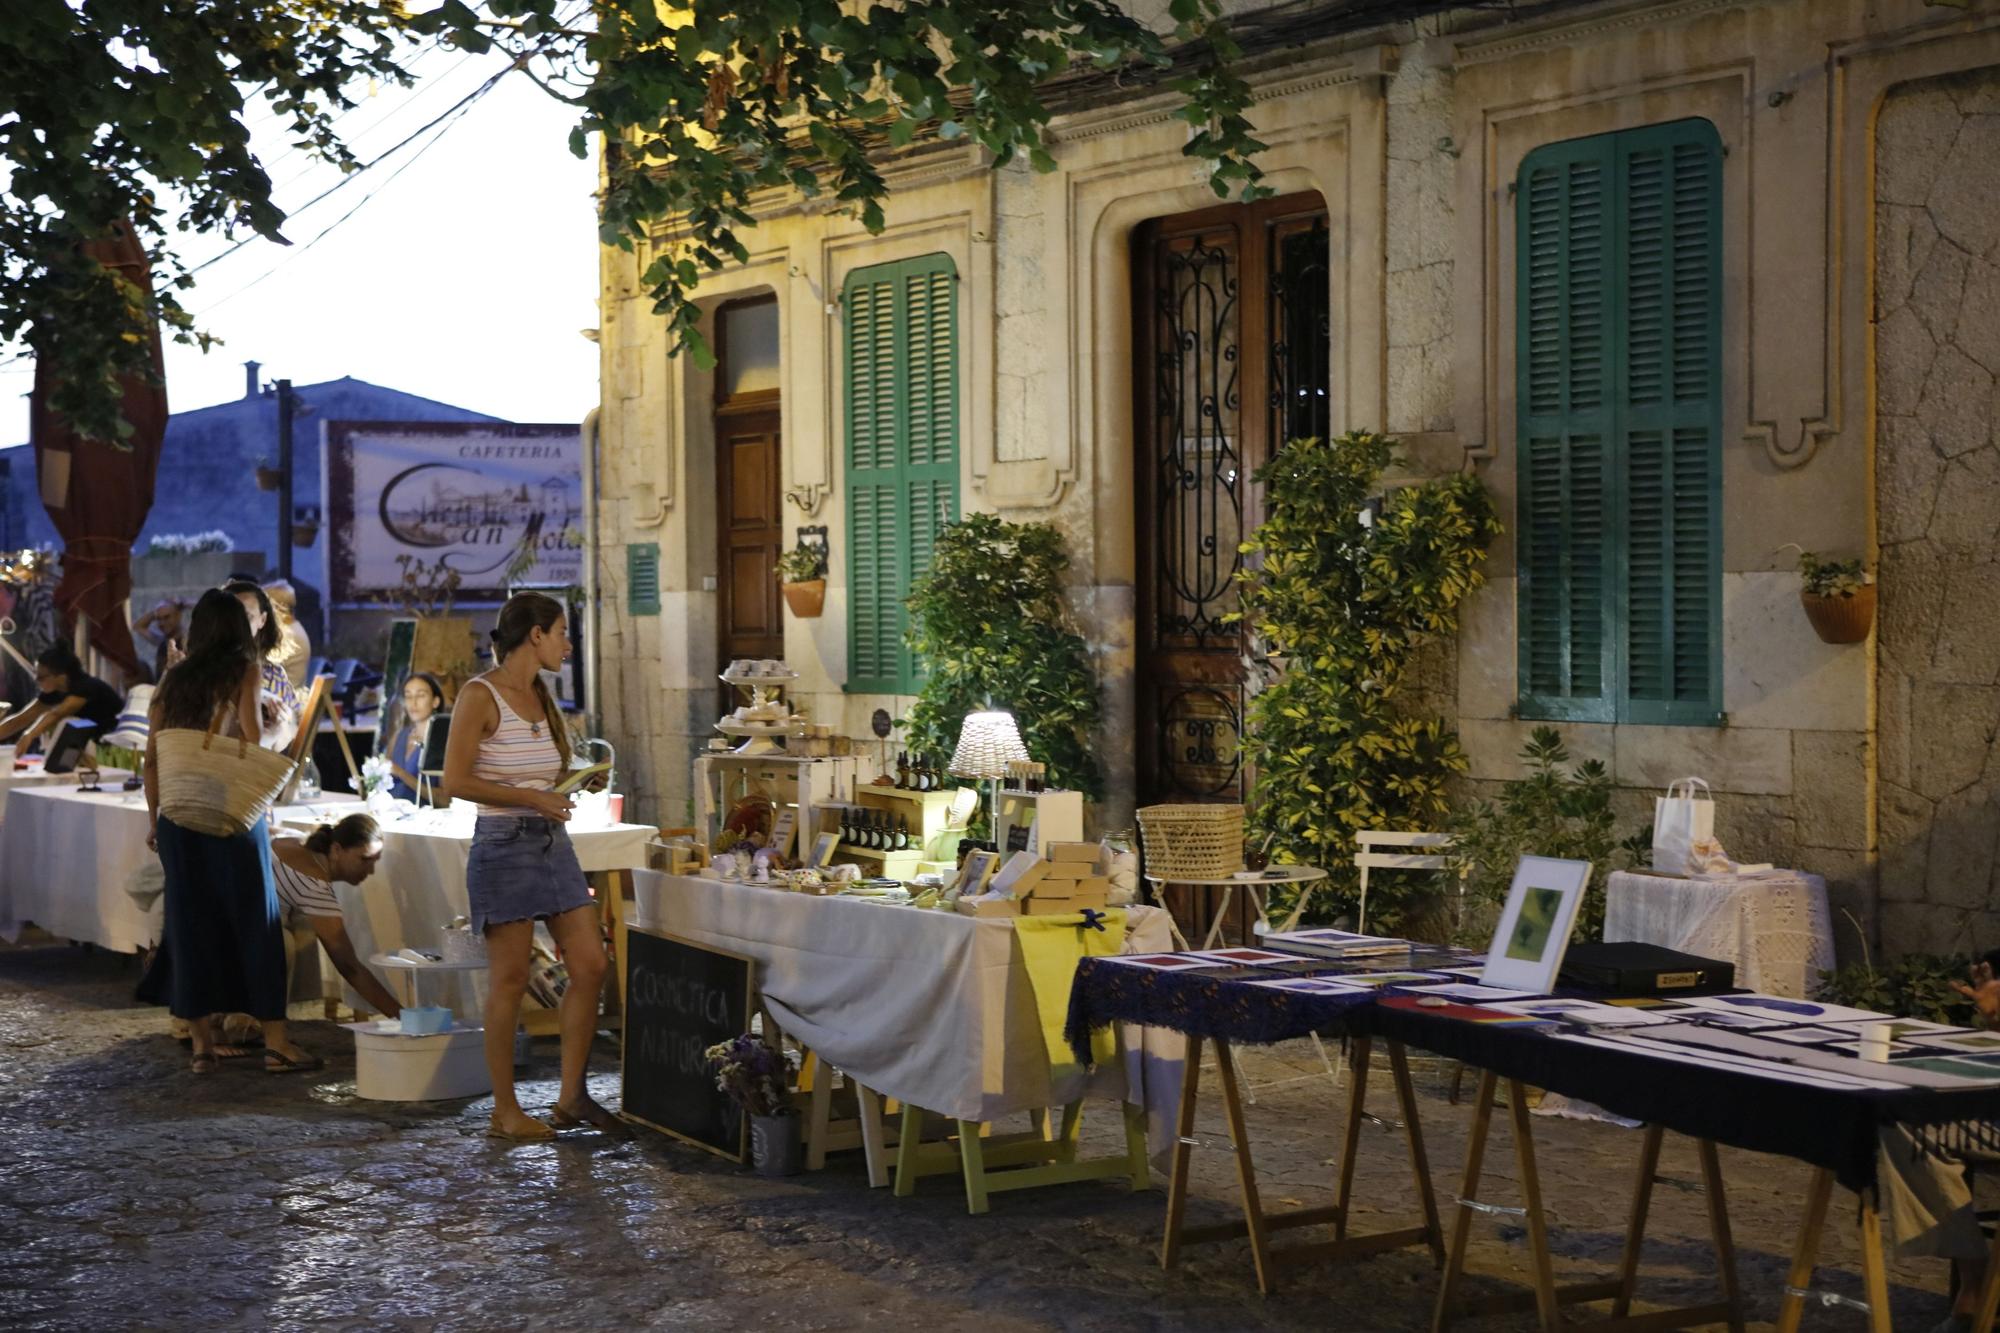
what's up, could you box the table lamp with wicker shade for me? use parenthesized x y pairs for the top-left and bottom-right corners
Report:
(948, 710), (1030, 837)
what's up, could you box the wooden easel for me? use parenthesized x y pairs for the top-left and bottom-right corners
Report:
(1160, 1032), (1445, 1295)
(1432, 1070), (1744, 1333)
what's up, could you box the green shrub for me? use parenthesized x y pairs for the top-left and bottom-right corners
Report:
(1233, 431), (1499, 933)
(902, 514), (1103, 805)
(1817, 952), (1976, 1025)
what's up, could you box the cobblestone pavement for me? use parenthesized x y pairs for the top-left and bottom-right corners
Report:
(0, 942), (1958, 1331)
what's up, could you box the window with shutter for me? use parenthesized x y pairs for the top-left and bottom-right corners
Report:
(843, 254), (960, 694)
(1515, 119), (1721, 726)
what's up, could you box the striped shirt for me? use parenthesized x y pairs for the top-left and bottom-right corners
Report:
(270, 842), (342, 919)
(465, 676), (562, 816)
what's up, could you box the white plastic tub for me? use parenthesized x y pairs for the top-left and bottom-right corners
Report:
(349, 1023), (491, 1101)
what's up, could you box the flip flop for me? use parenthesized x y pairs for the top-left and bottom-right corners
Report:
(487, 1113), (556, 1143)
(263, 1049), (325, 1075)
(190, 1052), (219, 1075)
(551, 1099), (631, 1139)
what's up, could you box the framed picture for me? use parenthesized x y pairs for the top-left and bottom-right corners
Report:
(1479, 856), (1592, 995)
(954, 849), (999, 897)
(809, 832), (840, 867)
(768, 808), (797, 859)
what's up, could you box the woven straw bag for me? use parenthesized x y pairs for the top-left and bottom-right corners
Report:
(1135, 803), (1245, 880)
(156, 706), (298, 837)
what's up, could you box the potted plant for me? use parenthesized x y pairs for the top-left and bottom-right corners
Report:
(1788, 547), (1875, 644)
(255, 458), (282, 492)
(775, 541), (826, 619)
(134, 530), (239, 593)
(704, 1034), (799, 1175)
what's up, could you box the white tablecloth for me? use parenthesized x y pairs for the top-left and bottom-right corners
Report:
(277, 805), (656, 1008)
(629, 870), (1180, 1142)
(0, 788), (345, 953)
(0, 764), (132, 823)
(1604, 869), (1836, 998)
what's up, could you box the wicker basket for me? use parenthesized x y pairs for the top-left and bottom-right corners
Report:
(1136, 803), (1245, 880)
(156, 720), (298, 838)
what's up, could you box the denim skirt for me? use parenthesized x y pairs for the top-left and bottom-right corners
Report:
(466, 816), (593, 935)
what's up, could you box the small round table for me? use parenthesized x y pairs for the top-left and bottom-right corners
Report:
(1144, 865), (1329, 950)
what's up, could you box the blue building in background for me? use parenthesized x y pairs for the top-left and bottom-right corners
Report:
(0, 364), (504, 555)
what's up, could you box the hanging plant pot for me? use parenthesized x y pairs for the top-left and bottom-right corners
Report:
(291, 522), (319, 548)
(1801, 584), (1875, 644)
(255, 464), (282, 492)
(781, 578), (826, 618)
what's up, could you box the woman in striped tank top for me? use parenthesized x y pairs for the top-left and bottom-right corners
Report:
(442, 593), (616, 1142)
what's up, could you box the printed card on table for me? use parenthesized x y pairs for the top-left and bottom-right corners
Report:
(1902, 1030), (2000, 1055)
(1402, 981), (1542, 1003)
(1678, 993), (1889, 1025)
(1189, 947), (1303, 967)
(1249, 976), (1369, 994)
(1327, 971), (1450, 988)
(1106, 953), (1220, 971)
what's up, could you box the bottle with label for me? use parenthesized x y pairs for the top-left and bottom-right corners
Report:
(895, 751), (910, 789)
(868, 811), (886, 850)
(919, 757), (936, 791)
(894, 815), (910, 851)
(839, 807), (855, 846)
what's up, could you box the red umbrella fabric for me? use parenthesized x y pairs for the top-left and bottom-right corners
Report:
(31, 220), (167, 679)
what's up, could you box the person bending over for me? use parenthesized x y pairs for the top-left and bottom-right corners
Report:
(0, 644), (122, 756)
(271, 814), (403, 1020)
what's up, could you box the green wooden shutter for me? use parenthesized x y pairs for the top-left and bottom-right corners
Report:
(1516, 119), (1721, 726)
(1517, 136), (1616, 722)
(844, 254), (960, 694)
(1617, 121), (1721, 724)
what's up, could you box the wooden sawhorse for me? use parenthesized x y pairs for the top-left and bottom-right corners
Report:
(891, 1101), (1150, 1214)
(1160, 1031), (1446, 1295)
(1433, 1070), (1744, 1332)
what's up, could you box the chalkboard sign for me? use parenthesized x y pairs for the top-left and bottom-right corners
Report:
(620, 927), (756, 1160)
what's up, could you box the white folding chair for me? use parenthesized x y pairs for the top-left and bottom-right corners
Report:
(1354, 830), (1457, 935)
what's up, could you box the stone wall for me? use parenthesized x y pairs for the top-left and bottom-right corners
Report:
(1874, 66), (2000, 956)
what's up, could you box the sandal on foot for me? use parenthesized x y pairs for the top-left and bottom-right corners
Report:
(190, 1052), (219, 1075)
(551, 1099), (630, 1138)
(263, 1049), (325, 1074)
(487, 1113), (556, 1143)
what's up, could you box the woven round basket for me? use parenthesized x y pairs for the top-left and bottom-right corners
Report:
(1136, 803), (1245, 880)
(156, 725), (298, 837)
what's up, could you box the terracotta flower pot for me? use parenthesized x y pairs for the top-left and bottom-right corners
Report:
(1801, 583), (1875, 644)
(255, 465), (282, 492)
(781, 578), (826, 618)
(291, 523), (319, 547)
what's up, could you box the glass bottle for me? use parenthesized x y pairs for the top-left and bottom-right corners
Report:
(894, 814), (910, 851)
(895, 751), (910, 789)
(869, 810), (886, 850)
(920, 757), (937, 791)
(839, 806), (854, 846)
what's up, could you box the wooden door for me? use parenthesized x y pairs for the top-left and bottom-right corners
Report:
(717, 405), (784, 687)
(1133, 194), (1328, 940)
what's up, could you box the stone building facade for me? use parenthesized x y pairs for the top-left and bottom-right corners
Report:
(590, 0), (2000, 960)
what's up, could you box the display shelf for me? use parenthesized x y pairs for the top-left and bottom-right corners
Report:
(835, 845), (923, 876)
(851, 784), (973, 864)
(994, 788), (1084, 857)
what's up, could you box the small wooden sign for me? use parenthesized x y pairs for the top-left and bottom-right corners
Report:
(620, 927), (757, 1161)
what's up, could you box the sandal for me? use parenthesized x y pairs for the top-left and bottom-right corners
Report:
(551, 1098), (631, 1139)
(487, 1112), (556, 1143)
(190, 1052), (219, 1075)
(263, 1048), (325, 1075)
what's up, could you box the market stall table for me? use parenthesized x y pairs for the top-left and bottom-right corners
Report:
(1604, 868), (1834, 998)
(0, 761), (130, 823)
(627, 869), (1175, 1209)
(0, 784), (339, 953)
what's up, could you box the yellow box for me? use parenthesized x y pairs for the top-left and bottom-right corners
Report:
(1047, 841), (1100, 864)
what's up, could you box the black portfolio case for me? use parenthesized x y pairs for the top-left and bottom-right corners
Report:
(1558, 941), (1736, 996)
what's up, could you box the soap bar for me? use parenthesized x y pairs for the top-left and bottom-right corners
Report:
(956, 895), (1020, 918)
(1047, 841), (1100, 863)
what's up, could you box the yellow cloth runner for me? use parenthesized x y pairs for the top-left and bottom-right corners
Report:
(1014, 908), (1128, 1078)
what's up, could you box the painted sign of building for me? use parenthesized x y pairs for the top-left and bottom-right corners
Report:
(325, 422), (582, 602)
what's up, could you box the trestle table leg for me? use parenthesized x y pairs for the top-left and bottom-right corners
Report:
(1387, 1040), (1445, 1265)
(1334, 1036), (1372, 1242)
(1695, 1138), (1745, 1333)
(1612, 1125), (1665, 1318)
(1859, 1193), (1893, 1333)
(1213, 1037), (1276, 1294)
(1433, 1068), (1499, 1333)
(1160, 1032), (1203, 1271)
(1775, 1167), (1834, 1333)
(1505, 1079), (1561, 1333)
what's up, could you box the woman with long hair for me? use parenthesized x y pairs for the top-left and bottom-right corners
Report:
(386, 672), (445, 801)
(225, 579), (300, 752)
(441, 592), (613, 1141)
(144, 589), (319, 1075)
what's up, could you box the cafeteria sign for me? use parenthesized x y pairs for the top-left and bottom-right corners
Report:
(326, 422), (583, 602)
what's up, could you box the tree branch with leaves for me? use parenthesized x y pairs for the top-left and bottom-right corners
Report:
(7, 0), (1269, 439)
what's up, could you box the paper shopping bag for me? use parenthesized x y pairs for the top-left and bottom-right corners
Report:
(1652, 777), (1715, 877)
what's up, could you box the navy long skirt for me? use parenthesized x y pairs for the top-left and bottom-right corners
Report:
(156, 814), (286, 1021)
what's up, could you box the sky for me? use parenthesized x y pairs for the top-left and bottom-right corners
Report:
(0, 38), (603, 448)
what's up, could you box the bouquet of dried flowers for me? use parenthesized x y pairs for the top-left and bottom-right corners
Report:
(704, 1034), (790, 1117)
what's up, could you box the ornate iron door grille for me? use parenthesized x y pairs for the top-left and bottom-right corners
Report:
(1134, 196), (1330, 806)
